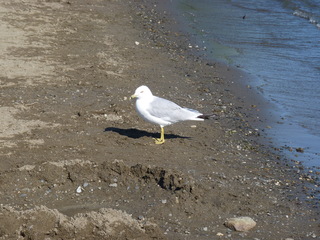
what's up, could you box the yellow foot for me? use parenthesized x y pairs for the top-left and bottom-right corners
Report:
(154, 127), (165, 144)
(153, 138), (165, 145)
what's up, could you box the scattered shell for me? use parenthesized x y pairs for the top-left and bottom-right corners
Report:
(76, 186), (83, 193)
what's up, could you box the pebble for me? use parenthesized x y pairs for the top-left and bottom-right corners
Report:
(296, 147), (304, 153)
(224, 216), (256, 232)
(109, 183), (118, 188)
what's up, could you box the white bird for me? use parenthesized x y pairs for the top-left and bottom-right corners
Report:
(130, 85), (211, 144)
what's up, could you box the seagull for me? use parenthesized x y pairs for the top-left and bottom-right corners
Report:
(130, 85), (212, 144)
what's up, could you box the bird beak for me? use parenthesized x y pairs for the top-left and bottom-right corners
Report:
(130, 94), (137, 100)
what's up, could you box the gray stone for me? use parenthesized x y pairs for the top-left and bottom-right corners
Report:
(224, 216), (256, 232)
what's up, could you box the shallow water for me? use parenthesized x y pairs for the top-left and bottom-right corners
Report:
(171, 0), (320, 170)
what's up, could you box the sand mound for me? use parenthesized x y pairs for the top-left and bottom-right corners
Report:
(0, 205), (164, 239)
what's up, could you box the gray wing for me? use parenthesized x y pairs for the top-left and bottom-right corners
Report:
(148, 96), (200, 123)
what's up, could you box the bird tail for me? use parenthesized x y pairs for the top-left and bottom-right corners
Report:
(197, 114), (215, 120)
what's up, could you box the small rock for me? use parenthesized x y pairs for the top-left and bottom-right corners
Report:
(296, 147), (304, 153)
(224, 216), (256, 232)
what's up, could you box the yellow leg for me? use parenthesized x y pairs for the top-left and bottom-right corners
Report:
(154, 127), (165, 144)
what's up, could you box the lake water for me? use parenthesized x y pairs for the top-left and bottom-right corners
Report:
(170, 0), (320, 172)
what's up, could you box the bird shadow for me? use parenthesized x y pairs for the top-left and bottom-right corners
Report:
(104, 127), (190, 140)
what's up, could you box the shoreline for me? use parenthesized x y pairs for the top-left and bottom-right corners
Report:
(154, 0), (320, 204)
(164, 0), (320, 194)
(0, 0), (318, 239)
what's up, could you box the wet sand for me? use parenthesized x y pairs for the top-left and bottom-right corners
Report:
(0, 0), (318, 239)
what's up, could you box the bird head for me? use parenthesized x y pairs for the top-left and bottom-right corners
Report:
(130, 85), (153, 99)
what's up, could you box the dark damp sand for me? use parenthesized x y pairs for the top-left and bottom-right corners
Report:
(0, 0), (318, 239)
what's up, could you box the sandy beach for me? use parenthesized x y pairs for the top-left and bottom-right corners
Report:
(0, 0), (318, 239)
